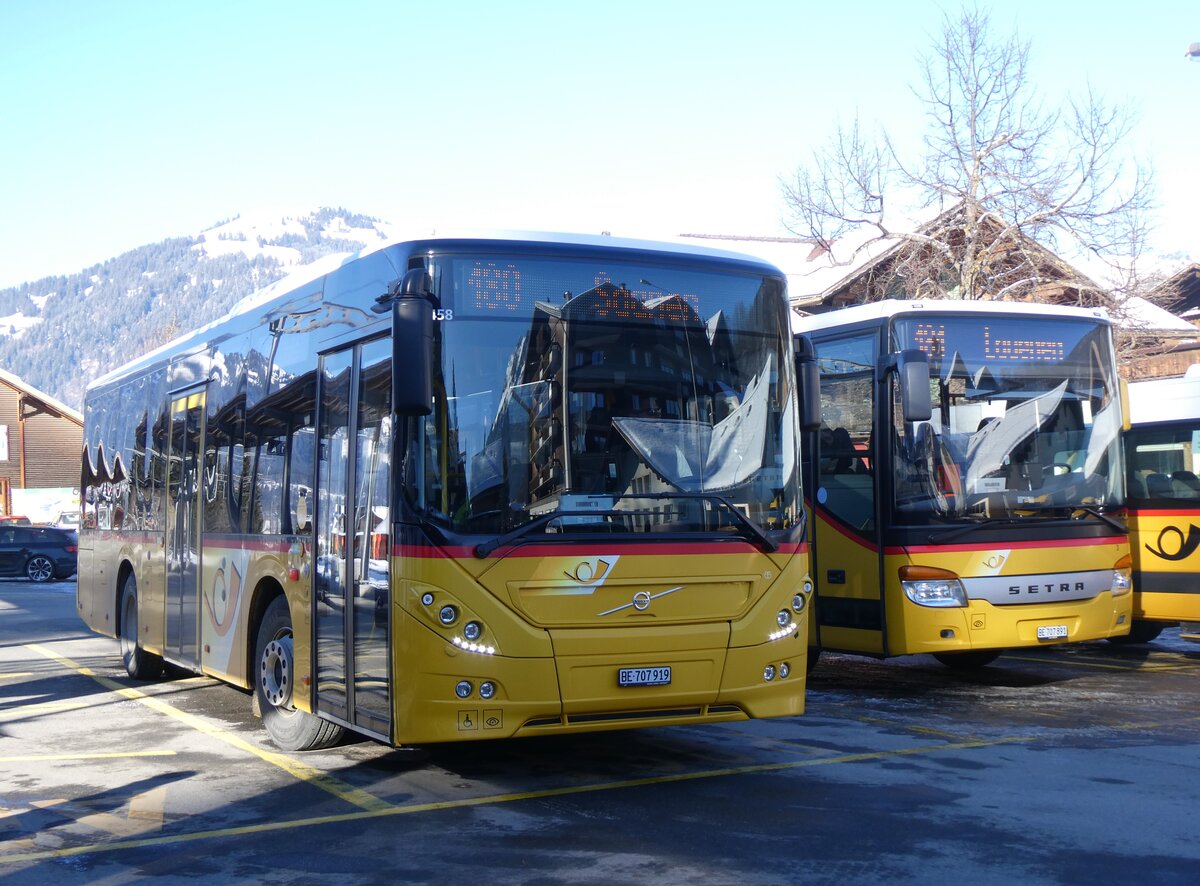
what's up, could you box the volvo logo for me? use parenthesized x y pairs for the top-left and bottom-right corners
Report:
(598, 586), (684, 616)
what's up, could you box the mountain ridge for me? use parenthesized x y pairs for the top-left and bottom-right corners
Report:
(0, 207), (395, 409)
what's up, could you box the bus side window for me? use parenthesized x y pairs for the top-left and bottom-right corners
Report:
(813, 332), (877, 533)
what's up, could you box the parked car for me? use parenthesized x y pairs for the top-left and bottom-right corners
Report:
(53, 511), (80, 529)
(0, 515), (32, 525)
(0, 525), (78, 582)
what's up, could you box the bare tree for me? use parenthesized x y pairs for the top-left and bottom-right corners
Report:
(782, 6), (1154, 310)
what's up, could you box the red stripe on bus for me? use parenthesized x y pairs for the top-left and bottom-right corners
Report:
(813, 508), (880, 552)
(392, 540), (809, 558)
(1126, 509), (1200, 518)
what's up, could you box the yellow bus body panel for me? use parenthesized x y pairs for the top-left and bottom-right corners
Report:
(389, 545), (811, 745)
(811, 507), (1131, 656)
(882, 540), (1131, 655)
(1128, 508), (1200, 623)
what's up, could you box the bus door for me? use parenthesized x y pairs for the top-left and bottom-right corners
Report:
(315, 339), (393, 739)
(166, 390), (205, 668)
(806, 331), (886, 656)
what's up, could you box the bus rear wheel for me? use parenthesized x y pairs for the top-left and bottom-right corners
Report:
(255, 596), (344, 752)
(119, 574), (163, 680)
(933, 651), (1001, 669)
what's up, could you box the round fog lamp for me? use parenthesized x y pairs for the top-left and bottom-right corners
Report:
(780, 662), (791, 678)
(792, 594), (806, 612)
(421, 592), (434, 606)
(455, 680), (473, 698)
(439, 604), (459, 625)
(764, 664), (776, 682)
(777, 609), (791, 627)
(479, 681), (496, 699)
(464, 621), (483, 641)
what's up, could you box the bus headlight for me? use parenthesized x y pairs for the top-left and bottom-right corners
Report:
(900, 566), (966, 607)
(1111, 555), (1133, 597)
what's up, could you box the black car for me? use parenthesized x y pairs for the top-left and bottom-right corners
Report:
(0, 525), (78, 582)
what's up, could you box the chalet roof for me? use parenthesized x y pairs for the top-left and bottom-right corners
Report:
(681, 210), (1198, 338)
(0, 368), (83, 424)
(1151, 263), (1200, 320)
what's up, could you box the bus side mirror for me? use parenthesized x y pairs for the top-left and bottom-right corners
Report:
(391, 269), (436, 417)
(896, 349), (932, 423)
(795, 335), (822, 432)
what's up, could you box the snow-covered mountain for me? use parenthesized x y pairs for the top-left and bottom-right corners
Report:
(0, 208), (400, 409)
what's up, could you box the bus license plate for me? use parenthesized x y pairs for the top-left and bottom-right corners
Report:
(1036, 624), (1068, 640)
(619, 666), (671, 687)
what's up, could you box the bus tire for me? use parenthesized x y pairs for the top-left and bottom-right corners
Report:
(1107, 621), (1165, 645)
(933, 651), (1001, 669)
(255, 596), (344, 752)
(119, 574), (163, 680)
(806, 646), (822, 675)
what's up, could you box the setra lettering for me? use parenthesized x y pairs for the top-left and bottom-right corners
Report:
(1008, 581), (1086, 595)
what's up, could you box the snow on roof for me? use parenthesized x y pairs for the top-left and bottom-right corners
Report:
(682, 229), (1200, 337)
(0, 367), (82, 423)
(1111, 295), (1197, 334)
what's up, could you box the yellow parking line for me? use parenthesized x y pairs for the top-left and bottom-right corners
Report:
(855, 714), (977, 743)
(0, 734), (1036, 864)
(0, 672), (34, 680)
(1002, 655), (1178, 671)
(23, 644), (392, 814)
(0, 750), (177, 764)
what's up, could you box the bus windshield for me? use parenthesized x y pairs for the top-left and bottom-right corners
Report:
(412, 252), (801, 539)
(890, 314), (1123, 523)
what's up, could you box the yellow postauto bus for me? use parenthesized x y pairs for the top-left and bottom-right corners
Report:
(1123, 368), (1200, 643)
(794, 300), (1133, 668)
(78, 232), (819, 750)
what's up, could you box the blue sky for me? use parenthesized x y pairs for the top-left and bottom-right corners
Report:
(1, 1), (1196, 289)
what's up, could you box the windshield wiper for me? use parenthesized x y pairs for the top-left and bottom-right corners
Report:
(474, 511), (583, 558)
(711, 496), (779, 552)
(926, 519), (1005, 545)
(927, 507), (1126, 544)
(473, 493), (778, 558)
(1072, 506), (1127, 534)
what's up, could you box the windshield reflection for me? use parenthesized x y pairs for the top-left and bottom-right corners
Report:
(890, 315), (1123, 522)
(415, 254), (800, 538)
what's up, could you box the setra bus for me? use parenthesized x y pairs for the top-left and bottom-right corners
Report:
(794, 300), (1133, 668)
(1123, 367), (1200, 642)
(77, 232), (819, 750)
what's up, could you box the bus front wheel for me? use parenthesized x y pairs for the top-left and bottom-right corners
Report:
(254, 596), (344, 752)
(119, 574), (163, 680)
(933, 651), (1001, 669)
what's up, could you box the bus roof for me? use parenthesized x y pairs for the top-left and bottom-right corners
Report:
(1128, 366), (1200, 425)
(792, 299), (1111, 336)
(87, 231), (787, 394)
